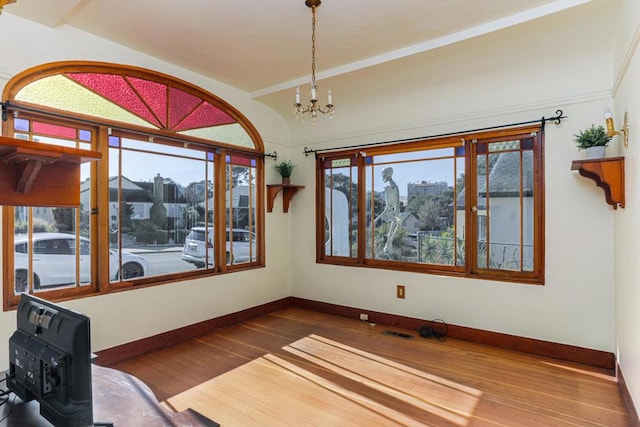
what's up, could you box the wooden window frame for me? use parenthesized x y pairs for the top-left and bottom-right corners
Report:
(316, 125), (545, 285)
(2, 63), (265, 310)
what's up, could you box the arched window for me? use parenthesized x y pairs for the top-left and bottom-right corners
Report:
(2, 62), (264, 307)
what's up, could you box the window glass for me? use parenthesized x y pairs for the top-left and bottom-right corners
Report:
(364, 148), (461, 264)
(15, 73), (255, 148)
(108, 136), (213, 279)
(475, 139), (534, 273)
(14, 207), (90, 292)
(225, 155), (258, 266)
(323, 158), (357, 257)
(11, 120), (93, 295)
(79, 239), (91, 256)
(454, 156), (466, 267)
(317, 128), (542, 283)
(3, 63), (264, 306)
(522, 151), (534, 272)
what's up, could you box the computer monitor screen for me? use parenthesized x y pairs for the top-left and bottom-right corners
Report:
(6, 294), (93, 427)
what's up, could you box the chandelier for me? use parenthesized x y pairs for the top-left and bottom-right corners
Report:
(293, 0), (335, 123)
(0, 0), (16, 15)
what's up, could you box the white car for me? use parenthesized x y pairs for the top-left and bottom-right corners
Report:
(181, 227), (256, 268)
(14, 232), (149, 292)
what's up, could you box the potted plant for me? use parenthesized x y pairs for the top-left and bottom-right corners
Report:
(574, 125), (611, 159)
(274, 159), (296, 185)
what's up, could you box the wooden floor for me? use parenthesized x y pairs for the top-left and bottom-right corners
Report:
(108, 308), (631, 426)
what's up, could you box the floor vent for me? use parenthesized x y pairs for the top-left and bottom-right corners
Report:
(383, 330), (413, 339)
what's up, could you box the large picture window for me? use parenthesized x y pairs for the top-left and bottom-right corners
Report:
(318, 126), (544, 284)
(2, 62), (264, 308)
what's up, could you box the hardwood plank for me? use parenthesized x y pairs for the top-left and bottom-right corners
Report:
(169, 356), (421, 427)
(284, 338), (476, 418)
(108, 308), (631, 426)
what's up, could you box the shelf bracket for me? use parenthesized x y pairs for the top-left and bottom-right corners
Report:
(571, 157), (625, 209)
(266, 184), (304, 213)
(0, 136), (101, 206)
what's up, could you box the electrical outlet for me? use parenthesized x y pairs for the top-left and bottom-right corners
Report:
(359, 313), (368, 321)
(397, 285), (405, 299)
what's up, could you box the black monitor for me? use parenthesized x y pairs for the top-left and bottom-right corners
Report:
(6, 294), (93, 427)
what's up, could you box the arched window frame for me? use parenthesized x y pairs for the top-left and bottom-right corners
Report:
(2, 62), (265, 309)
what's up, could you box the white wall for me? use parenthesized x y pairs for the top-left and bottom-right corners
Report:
(0, 5), (633, 415)
(0, 14), (292, 370)
(290, 0), (619, 353)
(290, 102), (617, 351)
(613, 0), (640, 415)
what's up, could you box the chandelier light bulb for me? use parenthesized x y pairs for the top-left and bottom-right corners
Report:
(293, 0), (335, 123)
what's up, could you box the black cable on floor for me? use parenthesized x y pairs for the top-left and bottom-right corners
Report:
(0, 394), (16, 423)
(418, 318), (448, 341)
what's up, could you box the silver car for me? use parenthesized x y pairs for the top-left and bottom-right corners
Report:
(14, 232), (149, 292)
(181, 227), (256, 268)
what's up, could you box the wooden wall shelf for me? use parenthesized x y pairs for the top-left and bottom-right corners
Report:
(571, 156), (624, 209)
(266, 184), (304, 213)
(0, 136), (101, 206)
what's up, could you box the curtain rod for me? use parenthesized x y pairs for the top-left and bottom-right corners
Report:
(1, 100), (276, 159)
(303, 109), (566, 157)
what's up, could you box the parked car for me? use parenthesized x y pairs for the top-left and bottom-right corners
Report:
(14, 232), (149, 292)
(181, 227), (256, 268)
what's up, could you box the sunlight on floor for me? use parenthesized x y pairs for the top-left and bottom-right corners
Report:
(281, 334), (482, 426)
(166, 334), (483, 426)
(539, 360), (616, 382)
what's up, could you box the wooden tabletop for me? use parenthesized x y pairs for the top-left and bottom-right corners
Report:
(0, 365), (218, 427)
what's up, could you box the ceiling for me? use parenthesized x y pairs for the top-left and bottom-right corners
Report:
(5, 0), (596, 122)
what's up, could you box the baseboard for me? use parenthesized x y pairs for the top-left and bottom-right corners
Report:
(94, 295), (615, 372)
(94, 297), (291, 366)
(290, 297), (616, 372)
(618, 363), (640, 426)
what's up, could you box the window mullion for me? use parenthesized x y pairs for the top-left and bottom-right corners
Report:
(95, 126), (109, 290)
(215, 151), (227, 271)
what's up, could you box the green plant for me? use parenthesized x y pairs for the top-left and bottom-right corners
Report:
(574, 125), (611, 150)
(274, 159), (296, 178)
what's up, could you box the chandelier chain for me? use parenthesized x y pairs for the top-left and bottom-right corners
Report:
(311, 6), (317, 89)
(293, 0), (335, 123)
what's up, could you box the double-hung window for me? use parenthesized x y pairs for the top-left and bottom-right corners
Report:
(318, 126), (544, 284)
